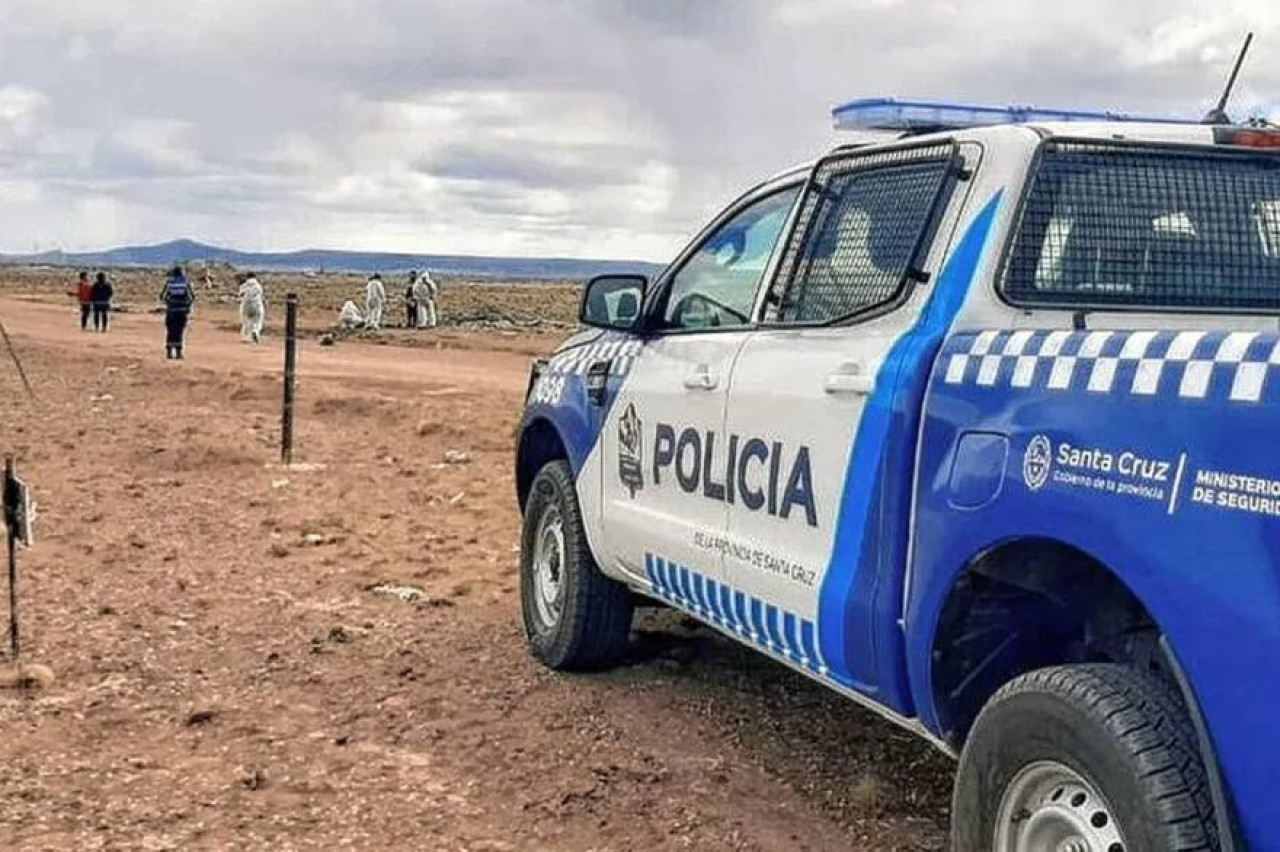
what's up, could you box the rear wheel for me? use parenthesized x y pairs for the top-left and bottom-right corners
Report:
(952, 664), (1219, 852)
(520, 460), (633, 670)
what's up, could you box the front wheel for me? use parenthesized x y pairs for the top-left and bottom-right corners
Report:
(952, 664), (1219, 852)
(520, 460), (633, 670)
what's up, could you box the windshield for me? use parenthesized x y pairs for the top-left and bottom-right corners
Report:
(1002, 141), (1280, 311)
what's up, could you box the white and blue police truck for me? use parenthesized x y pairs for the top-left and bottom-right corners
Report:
(515, 98), (1280, 852)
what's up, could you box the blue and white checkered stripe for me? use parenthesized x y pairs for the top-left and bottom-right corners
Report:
(548, 337), (642, 378)
(645, 553), (826, 675)
(943, 329), (1280, 403)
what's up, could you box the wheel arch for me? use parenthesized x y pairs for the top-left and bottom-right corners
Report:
(516, 416), (570, 511)
(925, 534), (1241, 849)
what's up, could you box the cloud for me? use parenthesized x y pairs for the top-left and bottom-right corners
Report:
(0, 85), (48, 138)
(0, 0), (1277, 259)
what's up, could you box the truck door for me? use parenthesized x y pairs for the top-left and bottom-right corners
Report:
(721, 141), (976, 711)
(597, 182), (802, 592)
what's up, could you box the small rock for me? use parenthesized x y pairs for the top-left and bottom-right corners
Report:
(370, 583), (425, 603)
(268, 542), (290, 558)
(0, 663), (56, 690)
(241, 768), (267, 791)
(271, 478), (290, 489)
(185, 709), (217, 727)
(318, 333), (336, 347)
(443, 450), (471, 465)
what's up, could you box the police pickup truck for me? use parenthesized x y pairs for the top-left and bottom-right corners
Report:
(515, 98), (1280, 851)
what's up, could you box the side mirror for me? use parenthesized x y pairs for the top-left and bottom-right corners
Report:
(579, 274), (647, 331)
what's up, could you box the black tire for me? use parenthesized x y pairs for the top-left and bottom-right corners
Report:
(520, 459), (633, 670)
(952, 664), (1219, 852)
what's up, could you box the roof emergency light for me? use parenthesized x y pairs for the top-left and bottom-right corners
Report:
(833, 97), (1194, 133)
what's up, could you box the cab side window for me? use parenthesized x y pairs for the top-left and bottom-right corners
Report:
(659, 186), (801, 331)
(772, 152), (954, 325)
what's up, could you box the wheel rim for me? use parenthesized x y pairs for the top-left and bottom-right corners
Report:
(994, 761), (1127, 852)
(531, 506), (566, 630)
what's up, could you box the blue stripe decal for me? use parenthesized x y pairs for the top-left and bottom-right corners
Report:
(659, 557), (677, 603)
(783, 612), (800, 662)
(679, 566), (695, 609)
(694, 572), (711, 617)
(800, 619), (820, 672)
(734, 591), (750, 637)
(720, 584), (737, 631)
(816, 193), (1004, 692)
(765, 605), (783, 653)
(749, 598), (765, 643)
(704, 578), (721, 623)
(647, 552), (822, 669)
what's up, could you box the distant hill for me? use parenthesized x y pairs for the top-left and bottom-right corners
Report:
(0, 239), (665, 281)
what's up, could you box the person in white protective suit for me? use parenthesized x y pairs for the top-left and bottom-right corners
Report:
(338, 299), (365, 330)
(411, 269), (439, 329)
(238, 273), (266, 343)
(365, 273), (387, 330)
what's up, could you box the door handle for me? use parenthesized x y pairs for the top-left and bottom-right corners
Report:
(824, 362), (875, 396)
(683, 364), (719, 391)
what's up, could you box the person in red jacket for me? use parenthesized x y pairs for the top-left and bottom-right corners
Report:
(75, 270), (92, 331)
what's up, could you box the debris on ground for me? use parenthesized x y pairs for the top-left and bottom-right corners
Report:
(240, 767), (268, 791)
(0, 664), (56, 691)
(369, 583), (426, 603)
(185, 708), (218, 727)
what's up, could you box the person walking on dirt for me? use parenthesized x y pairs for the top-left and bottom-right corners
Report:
(365, 273), (386, 330)
(159, 265), (195, 359)
(90, 271), (114, 332)
(74, 270), (92, 331)
(411, 268), (438, 329)
(238, 272), (266, 343)
(404, 270), (418, 328)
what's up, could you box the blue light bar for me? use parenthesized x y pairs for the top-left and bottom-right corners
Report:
(832, 97), (1195, 132)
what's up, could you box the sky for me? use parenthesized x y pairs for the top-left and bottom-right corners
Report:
(0, 0), (1278, 262)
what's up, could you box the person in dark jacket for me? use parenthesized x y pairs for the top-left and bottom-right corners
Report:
(90, 272), (114, 332)
(404, 270), (417, 328)
(75, 270), (92, 331)
(159, 265), (195, 359)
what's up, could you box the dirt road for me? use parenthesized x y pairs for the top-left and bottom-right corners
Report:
(0, 295), (951, 851)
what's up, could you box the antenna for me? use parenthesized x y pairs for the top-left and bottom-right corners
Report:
(1202, 31), (1254, 124)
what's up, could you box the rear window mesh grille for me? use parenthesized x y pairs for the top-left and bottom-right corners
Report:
(772, 143), (954, 324)
(1002, 141), (1280, 312)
